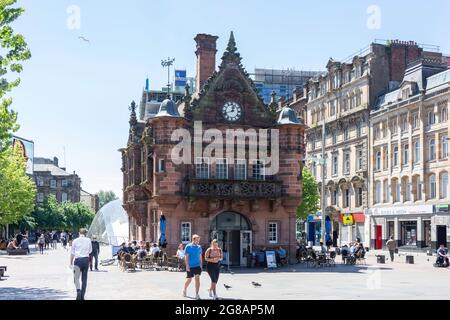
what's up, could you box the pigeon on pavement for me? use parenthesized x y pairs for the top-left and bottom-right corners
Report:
(224, 284), (232, 290)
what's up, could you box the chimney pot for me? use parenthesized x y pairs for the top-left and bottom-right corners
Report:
(53, 157), (59, 167)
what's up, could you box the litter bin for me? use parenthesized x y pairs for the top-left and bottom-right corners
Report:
(376, 255), (385, 264)
(406, 255), (414, 264)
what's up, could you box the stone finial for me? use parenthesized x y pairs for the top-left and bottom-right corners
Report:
(129, 101), (137, 126)
(220, 31), (242, 68)
(269, 90), (278, 114)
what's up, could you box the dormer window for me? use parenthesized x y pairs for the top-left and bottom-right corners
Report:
(402, 88), (410, 100)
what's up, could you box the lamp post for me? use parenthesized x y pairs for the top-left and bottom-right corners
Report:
(306, 115), (326, 245)
(161, 57), (175, 97)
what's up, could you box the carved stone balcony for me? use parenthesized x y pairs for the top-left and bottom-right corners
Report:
(184, 178), (283, 199)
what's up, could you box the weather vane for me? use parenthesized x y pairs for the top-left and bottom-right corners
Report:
(161, 57), (175, 97)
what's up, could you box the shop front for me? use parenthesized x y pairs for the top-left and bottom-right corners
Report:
(433, 204), (450, 249)
(338, 212), (366, 246)
(368, 205), (434, 250)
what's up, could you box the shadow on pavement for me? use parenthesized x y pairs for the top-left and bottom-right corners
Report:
(219, 264), (393, 274)
(0, 287), (70, 300)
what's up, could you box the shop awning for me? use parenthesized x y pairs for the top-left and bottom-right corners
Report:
(338, 213), (365, 223)
(352, 213), (365, 223)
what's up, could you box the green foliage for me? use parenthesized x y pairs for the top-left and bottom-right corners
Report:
(27, 195), (95, 231)
(0, 0), (35, 227)
(0, 145), (36, 225)
(96, 190), (118, 209)
(0, 0), (31, 151)
(296, 167), (320, 219)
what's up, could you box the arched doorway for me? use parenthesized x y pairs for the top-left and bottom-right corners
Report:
(210, 211), (251, 266)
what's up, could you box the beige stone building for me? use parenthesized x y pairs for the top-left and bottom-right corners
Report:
(368, 58), (450, 250)
(304, 40), (437, 246)
(80, 189), (99, 213)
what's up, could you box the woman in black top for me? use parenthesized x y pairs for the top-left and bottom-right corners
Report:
(205, 239), (223, 300)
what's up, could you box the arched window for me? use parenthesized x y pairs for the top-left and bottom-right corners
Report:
(383, 180), (390, 203)
(376, 151), (381, 170)
(428, 111), (435, 125)
(429, 174), (436, 199)
(441, 172), (449, 199)
(442, 136), (448, 159)
(414, 141), (420, 163)
(441, 107), (448, 122)
(430, 139), (436, 160)
(393, 146), (399, 166)
(375, 181), (381, 204)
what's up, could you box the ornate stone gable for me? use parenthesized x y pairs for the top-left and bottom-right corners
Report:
(189, 32), (275, 127)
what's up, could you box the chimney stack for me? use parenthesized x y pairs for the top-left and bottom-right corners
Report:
(194, 34), (218, 93)
(53, 157), (59, 167)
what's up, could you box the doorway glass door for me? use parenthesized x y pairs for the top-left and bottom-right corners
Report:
(240, 231), (252, 266)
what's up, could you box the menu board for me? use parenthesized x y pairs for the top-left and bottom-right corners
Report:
(265, 251), (277, 268)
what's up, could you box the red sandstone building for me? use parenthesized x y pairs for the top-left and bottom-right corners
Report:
(120, 32), (306, 265)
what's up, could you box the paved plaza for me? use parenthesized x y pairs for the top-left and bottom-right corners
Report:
(0, 245), (449, 300)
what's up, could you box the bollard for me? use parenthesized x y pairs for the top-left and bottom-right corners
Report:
(406, 255), (414, 264)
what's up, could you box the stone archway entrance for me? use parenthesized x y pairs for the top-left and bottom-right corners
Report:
(210, 211), (251, 267)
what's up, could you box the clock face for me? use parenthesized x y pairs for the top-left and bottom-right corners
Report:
(222, 102), (242, 122)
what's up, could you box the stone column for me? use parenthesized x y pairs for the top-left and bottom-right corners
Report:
(417, 216), (423, 248)
(394, 217), (400, 247)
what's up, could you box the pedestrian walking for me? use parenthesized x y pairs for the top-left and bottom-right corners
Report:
(386, 235), (396, 262)
(205, 239), (223, 300)
(68, 232), (73, 247)
(61, 231), (68, 250)
(52, 231), (58, 249)
(70, 228), (92, 300)
(183, 234), (203, 300)
(90, 236), (100, 271)
(44, 232), (50, 249)
(38, 234), (45, 254)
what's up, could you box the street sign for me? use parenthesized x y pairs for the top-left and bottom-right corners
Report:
(342, 214), (354, 225)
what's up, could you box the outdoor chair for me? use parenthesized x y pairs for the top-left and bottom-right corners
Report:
(307, 251), (318, 268)
(356, 251), (366, 265)
(167, 257), (179, 271)
(326, 251), (336, 267)
(122, 253), (136, 272)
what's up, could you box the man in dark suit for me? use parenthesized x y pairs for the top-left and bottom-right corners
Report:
(90, 236), (100, 271)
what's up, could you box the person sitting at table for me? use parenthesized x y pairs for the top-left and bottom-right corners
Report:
(20, 236), (30, 254)
(126, 242), (136, 255)
(176, 243), (185, 260)
(319, 242), (327, 254)
(115, 242), (128, 260)
(135, 244), (147, 260)
(176, 243), (185, 270)
(354, 243), (365, 258)
(276, 246), (288, 266)
(150, 243), (161, 257)
(145, 241), (151, 252)
(7, 239), (18, 250)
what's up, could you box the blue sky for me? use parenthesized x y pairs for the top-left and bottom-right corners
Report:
(11, 0), (450, 198)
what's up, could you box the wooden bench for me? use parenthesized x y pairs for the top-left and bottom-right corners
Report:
(7, 249), (28, 256)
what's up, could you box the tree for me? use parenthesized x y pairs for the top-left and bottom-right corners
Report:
(297, 167), (320, 219)
(0, 146), (36, 226)
(0, 0), (31, 150)
(96, 190), (118, 209)
(61, 201), (95, 231)
(27, 195), (95, 231)
(0, 0), (33, 228)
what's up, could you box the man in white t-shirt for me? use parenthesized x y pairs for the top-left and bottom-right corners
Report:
(70, 228), (92, 300)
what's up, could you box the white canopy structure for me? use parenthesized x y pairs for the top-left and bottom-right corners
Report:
(88, 199), (129, 246)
